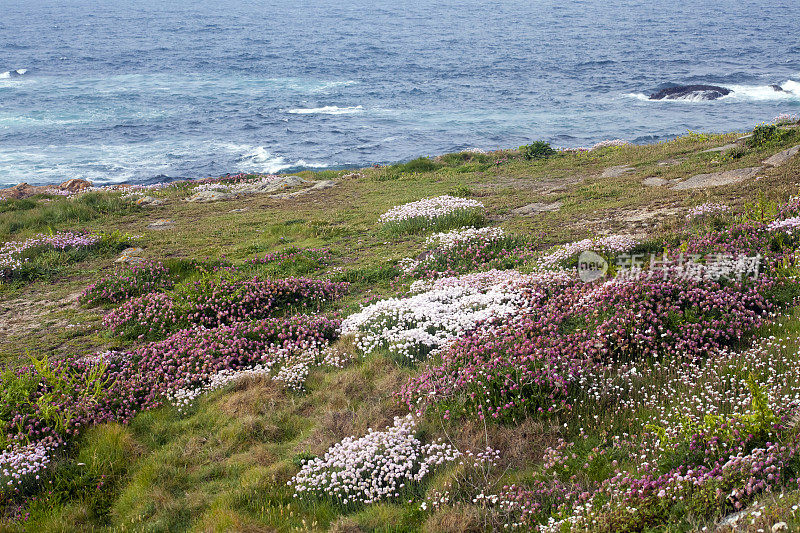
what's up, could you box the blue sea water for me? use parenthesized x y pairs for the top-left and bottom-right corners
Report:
(1, 0), (799, 187)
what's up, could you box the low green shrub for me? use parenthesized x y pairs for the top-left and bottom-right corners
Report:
(519, 141), (556, 160)
(390, 157), (442, 174)
(748, 124), (789, 149)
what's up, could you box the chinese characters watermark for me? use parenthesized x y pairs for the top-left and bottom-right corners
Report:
(578, 251), (761, 283)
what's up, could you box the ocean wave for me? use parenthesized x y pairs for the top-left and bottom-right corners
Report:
(287, 105), (364, 115)
(623, 93), (650, 101)
(725, 80), (800, 101)
(224, 144), (329, 174)
(0, 69), (27, 80)
(310, 80), (358, 93)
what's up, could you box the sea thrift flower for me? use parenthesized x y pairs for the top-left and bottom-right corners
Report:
(0, 232), (102, 277)
(537, 234), (637, 268)
(686, 202), (729, 220)
(80, 261), (175, 306)
(341, 270), (572, 362)
(289, 415), (461, 505)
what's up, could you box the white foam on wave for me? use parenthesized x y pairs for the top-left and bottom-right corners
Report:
(223, 144), (329, 174)
(287, 105), (364, 115)
(623, 93), (650, 101)
(0, 69), (27, 80)
(310, 80), (358, 93)
(725, 81), (800, 101)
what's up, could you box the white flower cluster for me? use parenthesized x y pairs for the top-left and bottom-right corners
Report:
(379, 195), (484, 224)
(1, 440), (59, 487)
(0, 232), (101, 274)
(343, 270), (573, 361)
(768, 216), (800, 234)
(537, 234), (637, 267)
(272, 346), (356, 391)
(342, 275), (524, 361)
(686, 202), (729, 220)
(424, 226), (505, 250)
(289, 415), (460, 505)
(590, 139), (631, 151)
(408, 268), (573, 293)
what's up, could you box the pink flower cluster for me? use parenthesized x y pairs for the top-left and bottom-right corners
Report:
(1, 314), (340, 494)
(103, 276), (348, 340)
(0, 438), (61, 489)
(80, 261), (175, 306)
(401, 272), (772, 423)
(768, 217), (800, 234)
(400, 227), (533, 279)
(537, 234), (637, 268)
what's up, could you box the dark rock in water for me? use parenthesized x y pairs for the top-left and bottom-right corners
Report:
(770, 84), (787, 93)
(649, 85), (732, 101)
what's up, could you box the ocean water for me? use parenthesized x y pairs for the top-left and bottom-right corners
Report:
(1, 0), (799, 187)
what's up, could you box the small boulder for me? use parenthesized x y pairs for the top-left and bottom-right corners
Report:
(135, 195), (164, 206)
(147, 219), (175, 229)
(601, 165), (633, 178)
(657, 157), (687, 167)
(185, 190), (237, 203)
(115, 247), (145, 263)
(271, 180), (336, 199)
(513, 201), (563, 216)
(58, 178), (92, 192)
(763, 144), (800, 168)
(672, 167), (761, 190)
(701, 143), (738, 153)
(643, 177), (671, 187)
(4, 183), (39, 199)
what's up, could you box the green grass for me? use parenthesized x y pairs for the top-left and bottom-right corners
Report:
(0, 193), (136, 240)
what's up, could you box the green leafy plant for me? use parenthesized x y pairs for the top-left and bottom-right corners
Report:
(519, 141), (556, 160)
(748, 124), (789, 149)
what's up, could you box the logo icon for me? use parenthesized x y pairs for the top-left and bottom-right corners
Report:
(578, 251), (608, 282)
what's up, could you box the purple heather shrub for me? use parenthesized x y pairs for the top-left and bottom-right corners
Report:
(80, 261), (175, 306)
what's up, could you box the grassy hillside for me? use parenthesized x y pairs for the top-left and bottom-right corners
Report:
(1, 122), (800, 532)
